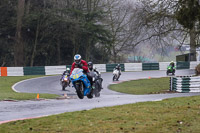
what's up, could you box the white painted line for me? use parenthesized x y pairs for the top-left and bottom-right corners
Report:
(12, 76), (51, 93)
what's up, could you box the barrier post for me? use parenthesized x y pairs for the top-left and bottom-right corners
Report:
(170, 77), (173, 91)
(1, 67), (7, 76)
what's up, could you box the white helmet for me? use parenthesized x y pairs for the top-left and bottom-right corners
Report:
(74, 54), (81, 64)
(66, 68), (70, 71)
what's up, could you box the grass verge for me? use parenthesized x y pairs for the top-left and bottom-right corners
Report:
(0, 96), (200, 133)
(0, 76), (59, 101)
(109, 77), (170, 94)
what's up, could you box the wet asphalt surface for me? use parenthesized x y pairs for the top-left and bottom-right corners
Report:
(1, 70), (200, 123)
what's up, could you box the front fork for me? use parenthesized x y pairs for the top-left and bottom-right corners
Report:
(73, 80), (91, 96)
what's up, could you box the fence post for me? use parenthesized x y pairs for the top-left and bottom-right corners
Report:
(169, 77), (173, 91)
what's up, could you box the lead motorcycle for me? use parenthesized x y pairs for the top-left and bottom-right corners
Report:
(70, 68), (93, 99)
(60, 74), (70, 91)
(113, 69), (120, 81)
(88, 71), (103, 97)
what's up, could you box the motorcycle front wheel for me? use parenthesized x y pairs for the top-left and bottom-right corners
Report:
(62, 82), (66, 91)
(94, 83), (100, 97)
(166, 71), (169, 75)
(75, 83), (84, 99)
(113, 75), (116, 81)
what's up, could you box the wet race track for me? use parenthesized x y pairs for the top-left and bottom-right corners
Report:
(1, 70), (200, 123)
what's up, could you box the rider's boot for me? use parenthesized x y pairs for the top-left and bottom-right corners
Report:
(87, 88), (93, 99)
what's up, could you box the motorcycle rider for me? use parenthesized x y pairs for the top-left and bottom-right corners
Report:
(60, 68), (70, 79)
(70, 54), (89, 74)
(169, 61), (175, 70)
(88, 61), (103, 89)
(168, 61), (176, 74)
(88, 61), (100, 75)
(60, 68), (71, 86)
(70, 54), (93, 93)
(63, 68), (70, 76)
(114, 64), (121, 75)
(170, 61), (175, 68)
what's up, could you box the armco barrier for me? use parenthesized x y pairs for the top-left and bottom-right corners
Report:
(106, 64), (124, 72)
(190, 61), (199, 69)
(23, 66), (45, 75)
(45, 66), (66, 75)
(0, 62), (199, 76)
(170, 76), (200, 92)
(95, 64), (106, 72)
(0, 67), (23, 76)
(7, 67), (24, 76)
(142, 63), (159, 70)
(159, 62), (171, 70)
(124, 63), (142, 71)
(176, 62), (190, 69)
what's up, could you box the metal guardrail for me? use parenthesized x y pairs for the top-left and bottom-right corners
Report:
(142, 63), (159, 70)
(176, 62), (190, 69)
(1, 61), (199, 76)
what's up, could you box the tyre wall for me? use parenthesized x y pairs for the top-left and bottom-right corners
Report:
(170, 76), (200, 92)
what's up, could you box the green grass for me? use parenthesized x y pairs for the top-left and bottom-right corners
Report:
(1, 76), (200, 132)
(0, 96), (200, 133)
(0, 76), (59, 100)
(109, 77), (170, 94)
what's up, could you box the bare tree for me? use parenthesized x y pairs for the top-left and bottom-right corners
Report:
(133, 1), (180, 46)
(133, 0), (200, 61)
(103, 0), (140, 63)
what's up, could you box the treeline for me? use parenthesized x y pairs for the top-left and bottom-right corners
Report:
(1, 0), (200, 67)
(0, 0), (115, 67)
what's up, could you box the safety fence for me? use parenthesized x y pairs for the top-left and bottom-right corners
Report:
(0, 61), (199, 76)
(142, 63), (159, 70)
(170, 76), (200, 93)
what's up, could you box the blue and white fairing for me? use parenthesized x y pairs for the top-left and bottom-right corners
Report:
(70, 68), (91, 96)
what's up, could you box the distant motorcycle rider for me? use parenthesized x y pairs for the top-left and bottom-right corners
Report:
(170, 61), (175, 68)
(167, 61), (176, 75)
(60, 67), (71, 87)
(60, 68), (70, 81)
(88, 61), (100, 75)
(114, 64), (121, 75)
(62, 68), (70, 76)
(169, 61), (176, 72)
